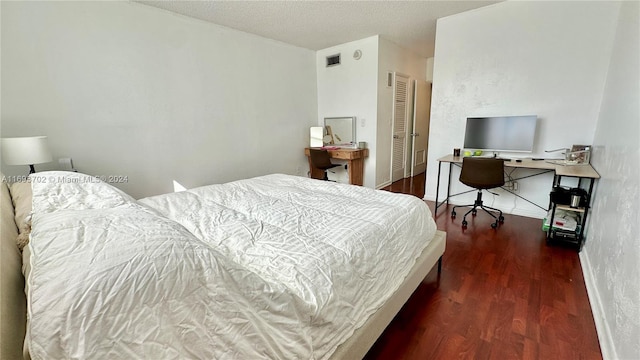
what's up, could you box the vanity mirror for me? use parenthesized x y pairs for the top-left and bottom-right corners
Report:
(323, 117), (356, 147)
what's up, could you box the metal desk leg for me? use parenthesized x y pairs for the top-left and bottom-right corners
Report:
(578, 178), (596, 251)
(547, 175), (562, 242)
(446, 163), (453, 207)
(435, 161), (442, 216)
(435, 161), (455, 217)
(549, 174), (560, 209)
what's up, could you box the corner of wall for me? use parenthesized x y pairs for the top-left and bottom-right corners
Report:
(315, 35), (380, 189)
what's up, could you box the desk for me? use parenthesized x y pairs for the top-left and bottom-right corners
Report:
(434, 154), (600, 215)
(435, 155), (554, 216)
(434, 154), (600, 249)
(304, 147), (369, 186)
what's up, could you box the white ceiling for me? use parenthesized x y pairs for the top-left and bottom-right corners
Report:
(137, 1), (501, 58)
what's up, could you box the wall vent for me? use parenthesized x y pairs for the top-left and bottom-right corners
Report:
(326, 54), (341, 67)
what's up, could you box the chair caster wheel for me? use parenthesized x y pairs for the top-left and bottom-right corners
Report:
(451, 211), (456, 218)
(491, 222), (498, 229)
(462, 220), (468, 228)
(472, 209), (477, 216)
(499, 215), (505, 223)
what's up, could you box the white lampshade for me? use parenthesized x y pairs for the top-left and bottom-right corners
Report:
(1, 136), (53, 166)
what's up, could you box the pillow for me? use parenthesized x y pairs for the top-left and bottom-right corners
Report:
(9, 181), (32, 232)
(31, 171), (137, 213)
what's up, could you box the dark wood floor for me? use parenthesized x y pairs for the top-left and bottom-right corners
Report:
(371, 173), (602, 359)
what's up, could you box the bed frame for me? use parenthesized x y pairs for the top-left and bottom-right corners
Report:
(0, 179), (445, 359)
(1, 179), (27, 359)
(332, 231), (445, 359)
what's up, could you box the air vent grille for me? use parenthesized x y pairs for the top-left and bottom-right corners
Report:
(326, 54), (341, 67)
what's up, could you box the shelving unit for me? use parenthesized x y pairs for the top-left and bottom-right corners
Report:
(546, 169), (599, 251)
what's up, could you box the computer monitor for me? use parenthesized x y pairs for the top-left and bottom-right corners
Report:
(463, 115), (537, 153)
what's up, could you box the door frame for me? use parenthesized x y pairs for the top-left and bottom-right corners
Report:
(409, 79), (431, 177)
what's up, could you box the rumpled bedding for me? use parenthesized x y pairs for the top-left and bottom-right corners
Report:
(25, 172), (436, 359)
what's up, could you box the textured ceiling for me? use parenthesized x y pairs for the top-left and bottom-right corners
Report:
(137, 1), (501, 58)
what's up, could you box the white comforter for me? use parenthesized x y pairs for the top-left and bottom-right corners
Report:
(26, 172), (436, 359)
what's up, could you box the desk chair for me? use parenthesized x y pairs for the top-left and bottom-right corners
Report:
(309, 149), (341, 181)
(451, 157), (505, 229)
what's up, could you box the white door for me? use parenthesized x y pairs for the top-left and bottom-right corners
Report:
(410, 80), (431, 176)
(391, 74), (409, 182)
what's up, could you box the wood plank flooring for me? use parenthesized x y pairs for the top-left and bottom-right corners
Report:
(370, 173), (602, 359)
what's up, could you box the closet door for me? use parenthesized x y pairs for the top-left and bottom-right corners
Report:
(410, 80), (431, 176)
(391, 74), (409, 182)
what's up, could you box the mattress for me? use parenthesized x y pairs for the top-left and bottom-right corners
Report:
(25, 172), (437, 359)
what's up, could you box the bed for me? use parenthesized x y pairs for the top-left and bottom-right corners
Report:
(0, 171), (445, 359)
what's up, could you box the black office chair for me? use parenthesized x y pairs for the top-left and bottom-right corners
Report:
(451, 157), (505, 229)
(309, 149), (341, 181)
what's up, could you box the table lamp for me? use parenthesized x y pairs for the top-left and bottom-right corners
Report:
(1, 136), (53, 174)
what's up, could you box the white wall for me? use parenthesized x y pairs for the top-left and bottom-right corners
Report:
(377, 38), (427, 188)
(316, 36), (379, 188)
(1, 1), (317, 198)
(316, 36), (427, 189)
(581, 2), (640, 359)
(426, 1), (619, 218)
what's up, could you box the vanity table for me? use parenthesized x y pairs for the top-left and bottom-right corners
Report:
(304, 147), (369, 186)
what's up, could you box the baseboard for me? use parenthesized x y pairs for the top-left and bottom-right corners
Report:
(376, 181), (392, 190)
(507, 207), (545, 219)
(580, 249), (616, 359)
(423, 194), (437, 202)
(422, 197), (545, 219)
